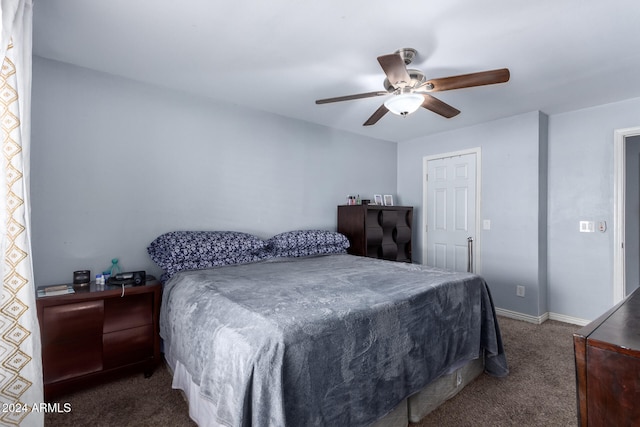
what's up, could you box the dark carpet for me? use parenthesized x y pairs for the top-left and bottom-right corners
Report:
(414, 317), (579, 426)
(44, 317), (579, 426)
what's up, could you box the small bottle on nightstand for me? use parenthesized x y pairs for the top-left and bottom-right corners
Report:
(110, 258), (122, 277)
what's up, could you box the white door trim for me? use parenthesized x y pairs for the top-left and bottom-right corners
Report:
(613, 126), (640, 303)
(422, 147), (482, 273)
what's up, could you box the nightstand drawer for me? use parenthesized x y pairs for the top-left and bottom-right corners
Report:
(103, 324), (153, 368)
(104, 293), (152, 333)
(43, 337), (102, 383)
(41, 300), (104, 344)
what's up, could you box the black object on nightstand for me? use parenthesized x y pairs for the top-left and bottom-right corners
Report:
(36, 279), (161, 401)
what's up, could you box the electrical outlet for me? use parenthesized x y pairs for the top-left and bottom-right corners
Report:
(516, 285), (525, 297)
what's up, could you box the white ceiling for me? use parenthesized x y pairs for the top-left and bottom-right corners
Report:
(32, 0), (640, 143)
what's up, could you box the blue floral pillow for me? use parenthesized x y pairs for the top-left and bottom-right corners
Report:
(159, 252), (268, 282)
(266, 230), (350, 257)
(147, 231), (268, 273)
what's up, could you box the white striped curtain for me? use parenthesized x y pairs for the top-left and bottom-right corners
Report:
(0, 1), (42, 426)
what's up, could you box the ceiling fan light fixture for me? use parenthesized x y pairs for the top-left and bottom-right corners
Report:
(384, 93), (424, 116)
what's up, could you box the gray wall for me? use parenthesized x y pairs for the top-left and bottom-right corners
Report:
(625, 135), (640, 295)
(31, 57), (398, 285)
(537, 113), (549, 316)
(397, 111), (548, 318)
(547, 97), (640, 320)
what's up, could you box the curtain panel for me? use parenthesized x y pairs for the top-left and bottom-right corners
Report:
(0, 1), (43, 426)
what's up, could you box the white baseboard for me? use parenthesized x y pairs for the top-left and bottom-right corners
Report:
(548, 312), (590, 326)
(495, 308), (590, 326)
(495, 308), (548, 324)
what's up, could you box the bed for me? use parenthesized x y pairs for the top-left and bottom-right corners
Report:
(149, 230), (508, 427)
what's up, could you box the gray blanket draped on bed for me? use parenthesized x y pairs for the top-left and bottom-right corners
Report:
(160, 254), (508, 427)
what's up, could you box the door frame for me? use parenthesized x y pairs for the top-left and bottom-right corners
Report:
(422, 147), (482, 273)
(613, 126), (640, 303)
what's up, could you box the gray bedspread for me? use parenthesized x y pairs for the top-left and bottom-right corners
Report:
(160, 254), (508, 427)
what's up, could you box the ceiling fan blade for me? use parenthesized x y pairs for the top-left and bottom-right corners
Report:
(377, 54), (412, 88)
(421, 94), (460, 118)
(315, 91), (388, 104)
(420, 68), (510, 92)
(363, 104), (389, 126)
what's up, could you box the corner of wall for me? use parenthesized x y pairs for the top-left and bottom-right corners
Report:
(538, 111), (549, 316)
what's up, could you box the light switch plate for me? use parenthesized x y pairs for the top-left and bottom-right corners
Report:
(580, 221), (595, 233)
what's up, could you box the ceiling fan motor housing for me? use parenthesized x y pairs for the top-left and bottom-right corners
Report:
(383, 69), (426, 92)
(396, 48), (417, 65)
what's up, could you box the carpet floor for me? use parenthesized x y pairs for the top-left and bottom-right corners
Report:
(414, 317), (579, 426)
(44, 316), (580, 426)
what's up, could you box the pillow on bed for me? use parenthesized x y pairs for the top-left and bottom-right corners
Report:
(160, 252), (267, 280)
(266, 230), (350, 257)
(147, 231), (268, 272)
(272, 245), (349, 258)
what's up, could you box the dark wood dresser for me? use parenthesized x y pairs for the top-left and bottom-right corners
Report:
(37, 280), (161, 400)
(573, 287), (640, 426)
(337, 204), (413, 263)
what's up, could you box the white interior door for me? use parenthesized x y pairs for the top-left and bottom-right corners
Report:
(425, 152), (477, 272)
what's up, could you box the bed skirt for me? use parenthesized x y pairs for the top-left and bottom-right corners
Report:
(165, 353), (484, 427)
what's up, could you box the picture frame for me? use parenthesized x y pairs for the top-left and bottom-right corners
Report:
(383, 195), (394, 206)
(373, 194), (383, 205)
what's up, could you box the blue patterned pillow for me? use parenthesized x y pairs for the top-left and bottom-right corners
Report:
(147, 231), (268, 273)
(159, 252), (269, 282)
(273, 245), (348, 258)
(267, 230), (350, 257)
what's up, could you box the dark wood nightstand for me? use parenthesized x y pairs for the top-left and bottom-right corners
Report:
(36, 279), (161, 401)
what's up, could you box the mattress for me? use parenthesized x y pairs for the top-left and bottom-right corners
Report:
(160, 254), (507, 426)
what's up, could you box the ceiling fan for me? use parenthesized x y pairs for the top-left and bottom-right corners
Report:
(315, 48), (510, 126)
